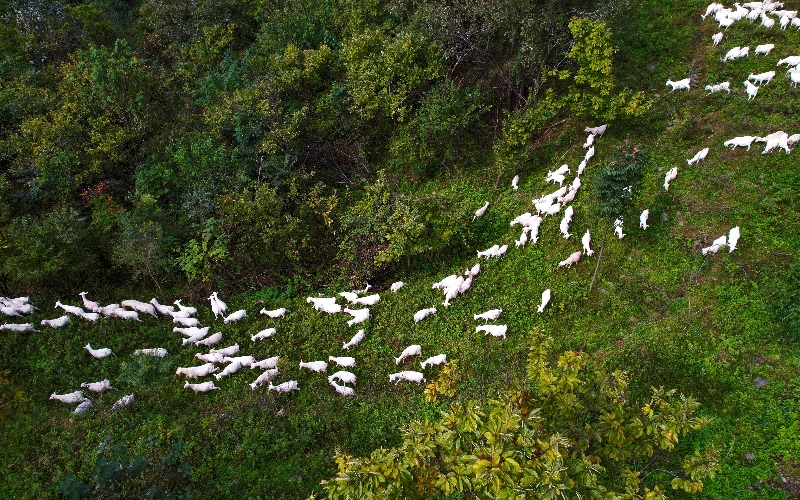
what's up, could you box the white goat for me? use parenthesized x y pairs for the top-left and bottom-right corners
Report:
(74, 400), (93, 415)
(196, 352), (225, 364)
(299, 360), (328, 372)
(577, 159), (588, 175)
(538, 289), (551, 313)
(585, 124), (607, 136)
(388, 371), (426, 385)
(173, 300), (197, 316)
(195, 332), (222, 346)
(184, 381), (220, 393)
(41, 315), (70, 329)
(214, 361), (244, 380)
(209, 292), (224, 319)
(79, 292), (101, 312)
(55, 301), (84, 316)
(251, 356), (280, 370)
(133, 347), (169, 357)
(121, 300), (158, 317)
(149, 298), (175, 315)
(390, 281), (405, 292)
(342, 329), (365, 350)
(585, 146), (595, 162)
(724, 136), (757, 150)
(558, 251), (582, 268)
(328, 371), (357, 385)
(712, 32), (724, 45)
(728, 226), (741, 252)
(777, 55), (800, 66)
(547, 173), (566, 185)
(511, 175), (519, 190)
(81, 379), (114, 393)
(176, 363), (217, 378)
(413, 308), (436, 323)
(559, 205), (574, 239)
(328, 356), (356, 367)
(702, 235), (728, 255)
(789, 68), (800, 87)
(614, 218), (626, 239)
(755, 43), (775, 55)
(473, 202), (489, 221)
(476, 324), (508, 339)
(50, 391), (86, 404)
(583, 134), (594, 148)
(250, 369), (280, 390)
(666, 78), (691, 91)
(111, 394), (134, 411)
(330, 381), (356, 396)
(223, 309), (247, 323)
(172, 316), (200, 327)
(84, 344), (113, 359)
(342, 307), (370, 326)
(474, 309), (502, 322)
(209, 344), (240, 356)
(0, 323), (40, 333)
(268, 380), (299, 394)
(76, 311), (101, 322)
(749, 71), (776, 84)
(705, 82), (730, 94)
(395, 344), (422, 365)
(420, 354), (447, 369)
(761, 12), (776, 27)
(640, 209), (650, 230)
(687, 147), (710, 165)
(251, 328), (277, 342)
(353, 294), (380, 306)
(582, 230), (595, 256)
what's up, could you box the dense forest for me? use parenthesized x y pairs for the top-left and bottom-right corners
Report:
(2, 0), (800, 498)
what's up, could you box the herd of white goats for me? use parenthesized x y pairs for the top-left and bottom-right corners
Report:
(10, 0), (795, 415)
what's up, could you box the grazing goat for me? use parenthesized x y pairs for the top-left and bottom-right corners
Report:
(712, 32), (724, 45)
(343, 307), (370, 326)
(121, 300), (158, 317)
(149, 298), (175, 315)
(390, 282), (405, 292)
(577, 159), (588, 175)
(176, 363), (217, 378)
(55, 301), (84, 316)
(724, 135), (756, 150)
(511, 175), (519, 190)
(761, 12), (776, 27)
(133, 347), (168, 357)
(342, 329), (365, 350)
(749, 71), (776, 84)
(473, 202), (489, 221)
(474, 309), (502, 322)
(299, 360), (328, 372)
(214, 361), (245, 380)
(50, 391), (85, 404)
(547, 173), (566, 185)
(476, 324), (508, 339)
(74, 400), (93, 415)
(582, 230), (595, 256)
(174, 326), (209, 337)
(251, 356), (280, 370)
(79, 292), (100, 312)
(759, 131), (790, 154)
(666, 78), (691, 91)
(77, 311), (101, 322)
(195, 332), (222, 346)
(196, 352), (225, 364)
(583, 134), (594, 148)
(209, 344), (240, 356)
(755, 43), (774, 55)
(585, 124), (607, 136)
(223, 309), (247, 323)
(395, 345), (422, 365)
(328, 356), (356, 367)
(559, 206), (574, 239)
(702, 235), (728, 255)
(251, 328), (277, 342)
(268, 380), (299, 394)
(172, 316), (199, 327)
(81, 379), (114, 393)
(330, 381), (356, 396)
(389, 371), (426, 384)
(614, 218), (626, 239)
(353, 294), (380, 306)
(111, 394), (134, 412)
(420, 354), (447, 369)
(328, 371), (357, 385)
(705, 82), (730, 94)
(108, 308), (142, 322)
(184, 381), (220, 393)
(173, 300), (197, 316)
(777, 55), (800, 66)
(250, 369), (281, 390)
(0, 323), (40, 333)
(687, 148), (710, 165)
(728, 226), (741, 252)
(413, 308), (436, 323)
(84, 344), (113, 359)
(538, 289), (551, 313)
(559, 251), (582, 268)
(41, 315), (70, 329)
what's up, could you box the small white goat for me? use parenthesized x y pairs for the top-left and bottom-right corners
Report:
(559, 206), (574, 239)
(172, 316), (199, 327)
(111, 394), (134, 412)
(330, 381), (356, 396)
(149, 298), (175, 315)
(511, 175), (519, 190)
(342, 329), (365, 350)
(173, 300), (197, 316)
(547, 173), (566, 185)
(0, 323), (40, 333)
(50, 391), (85, 404)
(328, 356), (356, 367)
(121, 300), (158, 317)
(789, 68), (800, 87)
(395, 345), (422, 365)
(755, 43), (775, 55)
(558, 251), (582, 268)
(474, 309), (502, 322)
(614, 218), (626, 239)
(724, 135), (756, 150)
(353, 294), (380, 306)
(666, 78), (691, 91)
(214, 361), (244, 380)
(473, 202), (489, 221)
(55, 301), (84, 316)
(299, 360), (328, 372)
(133, 348), (169, 357)
(251, 328), (277, 341)
(343, 307), (370, 326)
(79, 292), (101, 312)
(585, 146), (595, 162)
(777, 55), (800, 66)
(76, 311), (101, 322)
(176, 363), (217, 378)
(390, 281), (405, 292)
(585, 124), (607, 136)
(84, 344), (113, 359)
(582, 230), (595, 256)
(196, 352), (225, 364)
(328, 371), (357, 385)
(705, 82), (730, 94)
(209, 343), (240, 356)
(259, 307), (288, 318)
(583, 134), (594, 148)
(712, 32), (724, 45)
(195, 332), (222, 346)
(749, 71), (776, 84)
(389, 371), (426, 385)
(184, 381), (220, 393)
(250, 369), (280, 390)
(687, 147), (710, 165)
(41, 315), (70, 329)
(74, 400), (93, 415)
(223, 309), (247, 323)
(420, 354), (447, 369)
(476, 324), (508, 339)
(268, 380), (299, 394)
(761, 12), (776, 27)
(81, 379), (114, 393)
(174, 326), (209, 337)
(640, 209), (650, 230)
(538, 289), (551, 313)
(251, 356), (280, 370)
(702, 235), (728, 255)
(728, 226), (741, 252)
(413, 308), (436, 323)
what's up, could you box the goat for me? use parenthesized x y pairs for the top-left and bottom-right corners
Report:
(41, 315), (70, 329)
(584, 124), (607, 136)
(474, 309), (502, 322)
(55, 301), (84, 316)
(342, 329), (365, 350)
(547, 173), (566, 185)
(755, 43), (775, 55)
(77, 311), (101, 322)
(777, 55), (800, 66)
(343, 307), (370, 326)
(729, 226), (741, 252)
(182, 329), (211, 345)
(224, 355), (257, 366)
(712, 32), (724, 45)
(705, 82), (730, 94)
(214, 361), (245, 380)
(184, 381), (220, 393)
(328, 371), (357, 385)
(413, 308), (437, 323)
(559, 251), (582, 268)
(640, 209), (650, 230)
(559, 206), (574, 239)
(299, 360), (328, 372)
(0, 323), (40, 333)
(176, 363), (217, 378)
(195, 332), (222, 346)
(390, 281), (405, 292)
(353, 294), (380, 306)
(666, 78), (691, 91)
(251, 356), (280, 370)
(748, 71), (776, 84)
(761, 12), (776, 27)
(582, 230), (595, 256)
(250, 369), (281, 390)
(149, 298), (175, 315)
(420, 354), (447, 369)
(268, 380), (299, 394)
(511, 175), (519, 190)
(537, 289), (551, 313)
(724, 135), (757, 150)
(133, 347), (168, 357)
(209, 344), (240, 356)
(79, 292), (100, 312)
(172, 316), (200, 327)
(789, 68), (800, 87)
(81, 379), (114, 393)
(84, 343), (113, 359)
(111, 394), (134, 412)
(583, 134), (594, 148)
(121, 300), (158, 317)
(476, 324), (508, 339)
(473, 202), (489, 221)
(577, 159), (588, 175)
(395, 345), (422, 365)
(74, 400), (93, 415)
(173, 300), (197, 316)
(330, 382), (356, 396)
(585, 146), (595, 162)
(109, 308), (142, 322)
(614, 218), (626, 239)
(174, 326), (209, 337)
(196, 352), (225, 364)
(328, 356), (356, 367)
(687, 147), (710, 165)
(50, 391), (86, 404)
(223, 309), (247, 324)
(388, 371), (426, 384)
(702, 234), (728, 255)
(251, 328), (277, 342)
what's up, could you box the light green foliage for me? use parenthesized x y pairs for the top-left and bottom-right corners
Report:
(564, 18), (647, 121)
(592, 140), (649, 223)
(175, 218), (230, 282)
(342, 28), (443, 121)
(424, 361), (459, 403)
(493, 90), (560, 173)
(322, 332), (718, 499)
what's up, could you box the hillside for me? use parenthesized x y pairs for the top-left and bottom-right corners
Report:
(2, 0), (800, 498)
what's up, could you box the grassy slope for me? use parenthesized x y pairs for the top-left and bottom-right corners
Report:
(3, 3), (800, 499)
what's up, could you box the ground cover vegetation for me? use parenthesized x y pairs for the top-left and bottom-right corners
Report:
(1, 0), (800, 497)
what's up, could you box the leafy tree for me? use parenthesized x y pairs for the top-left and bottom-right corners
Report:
(563, 18), (647, 121)
(592, 140), (649, 222)
(320, 331), (719, 498)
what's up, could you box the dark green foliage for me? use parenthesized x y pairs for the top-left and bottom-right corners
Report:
(592, 140), (649, 223)
(771, 255), (800, 342)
